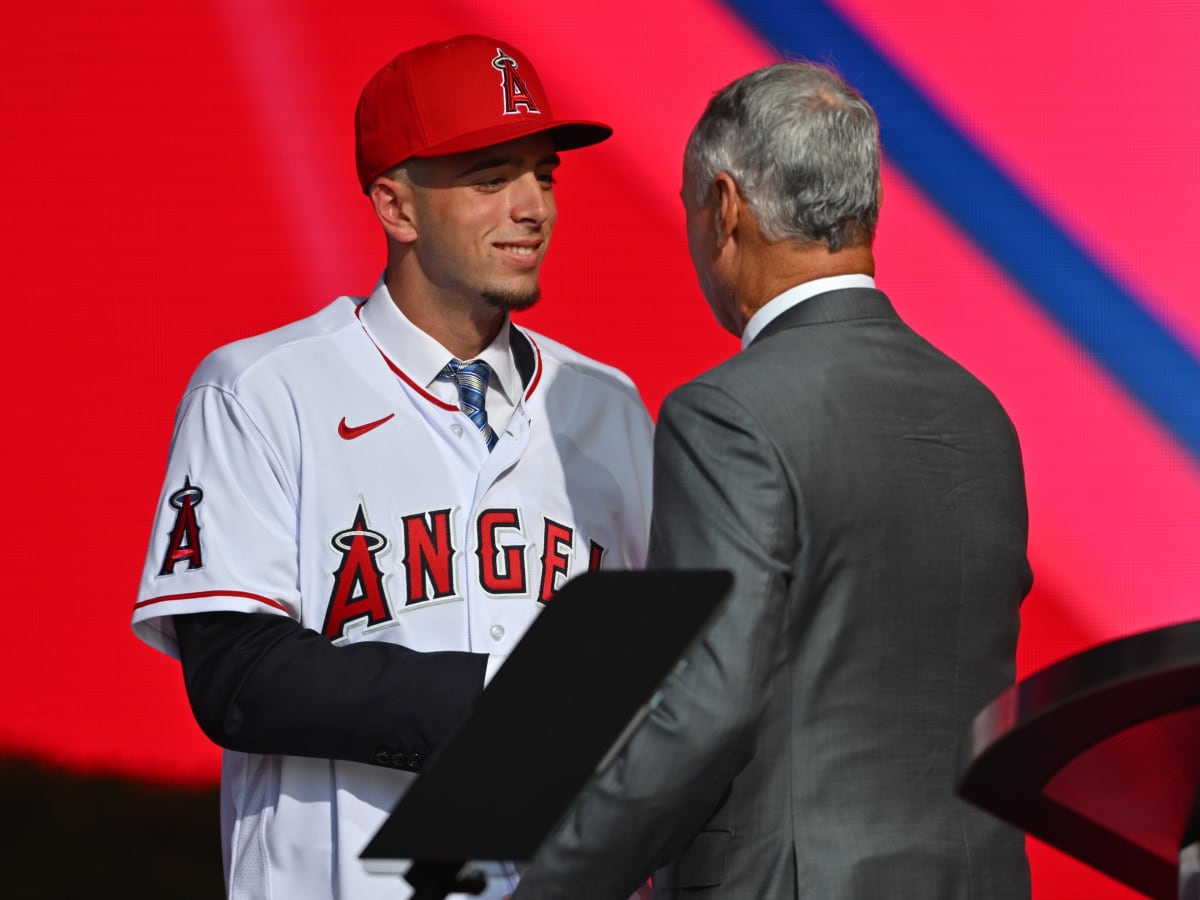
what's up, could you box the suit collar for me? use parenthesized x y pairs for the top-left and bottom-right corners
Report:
(749, 287), (899, 346)
(741, 274), (875, 347)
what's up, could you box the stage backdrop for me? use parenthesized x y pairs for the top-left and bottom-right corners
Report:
(3, 2), (1196, 898)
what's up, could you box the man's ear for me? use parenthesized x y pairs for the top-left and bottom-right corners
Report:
(711, 171), (740, 248)
(368, 176), (418, 244)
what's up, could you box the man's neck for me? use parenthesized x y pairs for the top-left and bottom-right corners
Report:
(384, 272), (506, 360)
(737, 242), (875, 323)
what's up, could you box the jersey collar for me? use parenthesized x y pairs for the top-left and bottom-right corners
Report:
(359, 280), (524, 405)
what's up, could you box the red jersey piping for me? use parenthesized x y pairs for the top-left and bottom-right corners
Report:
(134, 590), (290, 613)
(356, 300), (543, 405)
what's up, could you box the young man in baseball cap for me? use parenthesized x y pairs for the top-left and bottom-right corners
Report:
(133, 35), (653, 900)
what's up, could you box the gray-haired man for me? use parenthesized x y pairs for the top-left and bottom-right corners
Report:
(512, 61), (1032, 900)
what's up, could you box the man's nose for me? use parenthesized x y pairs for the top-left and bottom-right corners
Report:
(509, 172), (551, 224)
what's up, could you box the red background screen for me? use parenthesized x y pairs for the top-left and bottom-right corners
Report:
(4, 3), (1197, 897)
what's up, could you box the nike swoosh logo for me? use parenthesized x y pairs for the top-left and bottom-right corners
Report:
(338, 414), (395, 440)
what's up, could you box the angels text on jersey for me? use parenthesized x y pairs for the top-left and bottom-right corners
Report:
(157, 477), (606, 642)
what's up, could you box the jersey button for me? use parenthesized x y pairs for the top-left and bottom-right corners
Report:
(451, 423), (464, 437)
(489, 624), (505, 641)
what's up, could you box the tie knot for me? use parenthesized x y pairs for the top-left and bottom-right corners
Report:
(442, 358), (492, 387)
(437, 359), (498, 452)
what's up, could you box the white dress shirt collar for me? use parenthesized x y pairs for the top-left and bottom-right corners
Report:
(359, 279), (523, 404)
(741, 274), (877, 349)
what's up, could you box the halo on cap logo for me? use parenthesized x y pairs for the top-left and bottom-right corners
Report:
(492, 48), (541, 116)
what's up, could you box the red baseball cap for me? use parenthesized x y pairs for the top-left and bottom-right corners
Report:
(355, 35), (613, 192)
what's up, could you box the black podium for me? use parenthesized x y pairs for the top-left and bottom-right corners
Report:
(957, 620), (1200, 899)
(360, 569), (732, 899)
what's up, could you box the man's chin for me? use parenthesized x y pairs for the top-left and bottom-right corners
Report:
(482, 286), (541, 313)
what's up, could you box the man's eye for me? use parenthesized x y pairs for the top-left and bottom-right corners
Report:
(538, 173), (557, 186)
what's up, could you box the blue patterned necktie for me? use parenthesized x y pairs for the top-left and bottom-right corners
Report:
(438, 359), (498, 451)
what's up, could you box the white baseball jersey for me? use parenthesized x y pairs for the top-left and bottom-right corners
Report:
(132, 283), (654, 899)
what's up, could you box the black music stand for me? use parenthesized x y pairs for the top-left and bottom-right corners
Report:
(957, 620), (1200, 899)
(360, 569), (732, 899)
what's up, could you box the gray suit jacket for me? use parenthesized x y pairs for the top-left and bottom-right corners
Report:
(513, 288), (1032, 900)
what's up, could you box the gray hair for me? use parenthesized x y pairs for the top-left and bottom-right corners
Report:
(685, 62), (882, 251)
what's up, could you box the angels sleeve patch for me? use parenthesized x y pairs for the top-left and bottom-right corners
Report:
(159, 476), (204, 575)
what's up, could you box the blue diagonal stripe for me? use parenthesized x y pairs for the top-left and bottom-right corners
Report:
(723, 0), (1200, 461)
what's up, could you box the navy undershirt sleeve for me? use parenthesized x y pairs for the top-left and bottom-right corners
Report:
(174, 612), (487, 772)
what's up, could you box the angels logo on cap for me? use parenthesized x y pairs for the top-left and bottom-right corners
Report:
(492, 48), (540, 116)
(355, 34), (612, 192)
